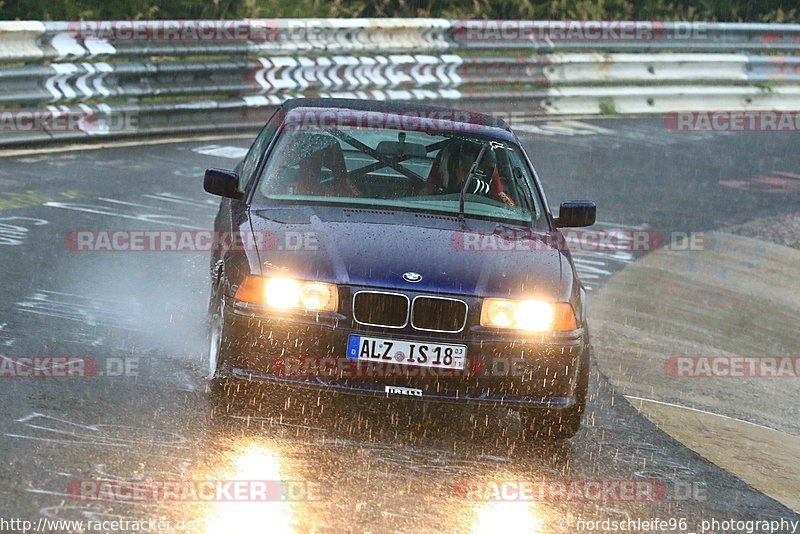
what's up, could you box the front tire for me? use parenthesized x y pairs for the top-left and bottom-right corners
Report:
(206, 281), (233, 402)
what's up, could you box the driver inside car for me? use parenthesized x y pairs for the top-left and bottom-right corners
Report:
(269, 133), (359, 197)
(421, 140), (516, 207)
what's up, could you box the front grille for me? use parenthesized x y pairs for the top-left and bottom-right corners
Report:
(411, 296), (468, 333)
(353, 291), (409, 328)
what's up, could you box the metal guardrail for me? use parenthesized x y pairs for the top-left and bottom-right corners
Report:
(0, 19), (799, 146)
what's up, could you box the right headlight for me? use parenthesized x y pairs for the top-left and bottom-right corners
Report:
(480, 298), (577, 332)
(235, 276), (338, 312)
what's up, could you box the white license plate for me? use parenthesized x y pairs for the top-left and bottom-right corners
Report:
(347, 335), (466, 371)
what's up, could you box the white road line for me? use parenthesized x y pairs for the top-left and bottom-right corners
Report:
(0, 133), (255, 158)
(191, 145), (249, 159)
(624, 394), (791, 435)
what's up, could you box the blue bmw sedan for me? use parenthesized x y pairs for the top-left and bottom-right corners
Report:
(203, 98), (596, 439)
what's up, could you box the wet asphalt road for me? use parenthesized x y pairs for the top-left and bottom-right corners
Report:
(0, 117), (799, 533)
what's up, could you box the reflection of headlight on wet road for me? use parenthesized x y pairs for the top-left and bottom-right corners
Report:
(471, 501), (543, 534)
(230, 445), (283, 479)
(205, 443), (295, 534)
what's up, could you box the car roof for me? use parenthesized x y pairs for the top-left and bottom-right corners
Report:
(278, 98), (519, 144)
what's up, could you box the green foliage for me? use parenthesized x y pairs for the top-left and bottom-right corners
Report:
(599, 96), (617, 115)
(0, 0), (246, 19)
(0, 0), (797, 22)
(754, 81), (775, 93)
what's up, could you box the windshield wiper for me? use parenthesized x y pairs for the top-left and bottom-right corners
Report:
(513, 166), (538, 228)
(458, 144), (488, 223)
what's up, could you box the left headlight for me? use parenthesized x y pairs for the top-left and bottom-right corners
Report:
(235, 276), (338, 312)
(480, 298), (577, 332)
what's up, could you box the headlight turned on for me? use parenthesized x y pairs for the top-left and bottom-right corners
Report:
(235, 276), (338, 312)
(480, 298), (577, 332)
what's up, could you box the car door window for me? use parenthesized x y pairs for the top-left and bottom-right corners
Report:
(238, 109), (281, 192)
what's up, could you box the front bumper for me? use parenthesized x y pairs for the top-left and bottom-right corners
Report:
(221, 298), (588, 408)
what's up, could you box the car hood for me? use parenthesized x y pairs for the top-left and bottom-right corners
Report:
(248, 206), (572, 300)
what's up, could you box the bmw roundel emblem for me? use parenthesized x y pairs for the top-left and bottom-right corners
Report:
(403, 272), (422, 283)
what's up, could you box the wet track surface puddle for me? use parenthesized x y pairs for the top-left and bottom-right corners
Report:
(2, 373), (791, 532)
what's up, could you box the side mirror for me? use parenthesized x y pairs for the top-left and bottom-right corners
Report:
(204, 168), (242, 200)
(555, 201), (596, 228)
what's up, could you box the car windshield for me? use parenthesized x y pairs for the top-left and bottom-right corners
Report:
(255, 124), (542, 225)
